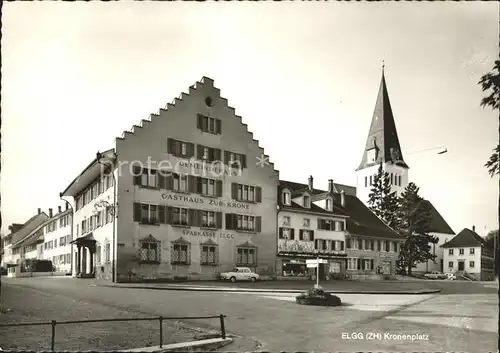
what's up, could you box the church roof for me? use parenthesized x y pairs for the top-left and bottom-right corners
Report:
(357, 69), (409, 171)
(441, 228), (489, 249)
(420, 200), (455, 235)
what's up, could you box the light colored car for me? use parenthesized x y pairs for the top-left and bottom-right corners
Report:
(424, 271), (447, 280)
(445, 272), (456, 280)
(220, 267), (259, 282)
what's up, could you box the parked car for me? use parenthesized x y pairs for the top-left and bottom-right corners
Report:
(445, 273), (456, 280)
(424, 271), (447, 280)
(219, 267), (259, 282)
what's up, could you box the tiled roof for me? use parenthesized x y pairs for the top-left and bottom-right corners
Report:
(279, 180), (402, 240)
(441, 228), (490, 249)
(420, 200), (455, 235)
(280, 180), (356, 197)
(11, 213), (49, 247)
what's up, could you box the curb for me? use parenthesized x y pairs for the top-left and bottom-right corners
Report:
(102, 284), (441, 295)
(118, 337), (233, 352)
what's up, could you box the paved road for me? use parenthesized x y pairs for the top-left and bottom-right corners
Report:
(117, 278), (497, 295)
(1, 277), (497, 352)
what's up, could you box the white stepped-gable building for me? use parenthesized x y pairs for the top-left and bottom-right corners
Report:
(61, 77), (279, 282)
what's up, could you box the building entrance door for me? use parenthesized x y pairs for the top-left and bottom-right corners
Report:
(458, 261), (465, 271)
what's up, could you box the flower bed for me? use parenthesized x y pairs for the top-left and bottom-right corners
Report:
(295, 287), (342, 306)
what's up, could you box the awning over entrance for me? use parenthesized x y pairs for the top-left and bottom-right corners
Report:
(70, 233), (96, 246)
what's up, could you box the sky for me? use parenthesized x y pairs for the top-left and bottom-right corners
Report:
(2, 2), (499, 236)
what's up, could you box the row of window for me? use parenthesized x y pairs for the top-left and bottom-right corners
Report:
(347, 257), (375, 271)
(167, 138), (247, 168)
(364, 173), (402, 188)
(139, 239), (257, 266)
(197, 114), (222, 135)
(281, 216), (345, 231)
(134, 170), (263, 204)
(448, 261), (475, 268)
(448, 248), (475, 255)
(52, 253), (72, 265)
(78, 207), (114, 236)
(44, 234), (72, 250)
(75, 174), (115, 211)
(134, 203), (262, 232)
(346, 238), (399, 253)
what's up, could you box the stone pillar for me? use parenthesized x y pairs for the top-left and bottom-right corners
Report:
(77, 245), (82, 275)
(82, 247), (87, 274)
(89, 251), (94, 275)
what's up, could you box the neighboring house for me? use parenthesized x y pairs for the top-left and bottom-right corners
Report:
(41, 206), (73, 273)
(355, 69), (454, 275)
(441, 226), (495, 281)
(61, 76), (279, 282)
(2, 210), (49, 267)
(277, 177), (349, 279)
(279, 177), (403, 279)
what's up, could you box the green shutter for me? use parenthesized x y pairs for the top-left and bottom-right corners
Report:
(255, 187), (262, 202)
(197, 144), (204, 160)
(216, 180), (223, 197)
(133, 203), (141, 222)
(167, 138), (174, 154)
(165, 207), (172, 224)
(310, 230), (315, 241)
(159, 205), (166, 224)
(133, 166), (142, 185)
(241, 154), (247, 168)
(225, 213), (233, 230)
(279, 228), (284, 239)
(224, 151), (230, 164)
(188, 175), (197, 193)
(188, 209), (199, 227)
(216, 212), (223, 229)
(187, 143), (195, 158)
(231, 183), (238, 200)
(215, 149), (222, 162)
(255, 216), (262, 233)
(197, 114), (203, 130)
(289, 228), (294, 240)
(215, 119), (222, 134)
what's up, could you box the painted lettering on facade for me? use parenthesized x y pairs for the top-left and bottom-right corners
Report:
(161, 193), (250, 210)
(278, 239), (314, 253)
(182, 229), (235, 239)
(177, 160), (240, 177)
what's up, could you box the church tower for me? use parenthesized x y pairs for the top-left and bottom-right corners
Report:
(356, 67), (409, 206)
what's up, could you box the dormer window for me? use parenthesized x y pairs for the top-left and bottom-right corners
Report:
(282, 191), (291, 205)
(325, 198), (333, 211)
(367, 149), (376, 164)
(303, 195), (310, 208)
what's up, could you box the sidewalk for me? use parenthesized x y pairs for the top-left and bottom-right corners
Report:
(101, 279), (442, 295)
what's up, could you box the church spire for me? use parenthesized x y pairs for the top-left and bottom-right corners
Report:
(356, 66), (409, 171)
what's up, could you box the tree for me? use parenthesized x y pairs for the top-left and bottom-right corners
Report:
(478, 60), (500, 177)
(367, 163), (400, 230)
(396, 182), (438, 276)
(484, 229), (498, 250)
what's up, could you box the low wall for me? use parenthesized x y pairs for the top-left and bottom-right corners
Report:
(7, 271), (67, 278)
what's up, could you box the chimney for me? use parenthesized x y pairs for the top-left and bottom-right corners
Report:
(37, 208), (41, 215)
(308, 175), (313, 191)
(328, 179), (334, 193)
(58, 206), (62, 213)
(472, 225), (475, 232)
(49, 208), (53, 218)
(340, 190), (346, 207)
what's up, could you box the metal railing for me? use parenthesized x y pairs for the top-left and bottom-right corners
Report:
(0, 314), (227, 351)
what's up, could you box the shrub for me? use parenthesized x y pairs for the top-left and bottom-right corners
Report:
(296, 287), (342, 306)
